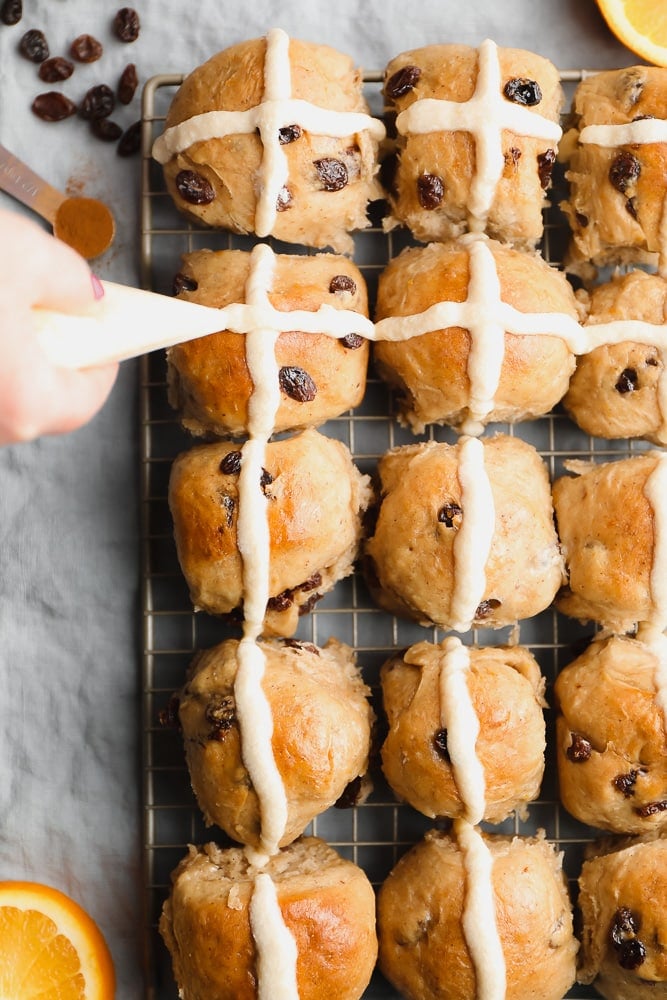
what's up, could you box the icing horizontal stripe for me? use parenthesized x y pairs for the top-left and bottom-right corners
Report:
(580, 118), (667, 147)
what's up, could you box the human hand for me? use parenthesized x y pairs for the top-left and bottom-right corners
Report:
(0, 208), (119, 445)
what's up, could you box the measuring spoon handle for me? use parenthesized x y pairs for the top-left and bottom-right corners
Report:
(0, 142), (64, 223)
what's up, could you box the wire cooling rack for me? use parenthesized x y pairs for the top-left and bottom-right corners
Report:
(138, 70), (650, 999)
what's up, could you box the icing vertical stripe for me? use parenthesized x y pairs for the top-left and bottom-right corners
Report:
(250, 872), (300, 1000)
(255, 28), (292, 237)
(450, 436), (495, 631)
(439, 637), (486, 823)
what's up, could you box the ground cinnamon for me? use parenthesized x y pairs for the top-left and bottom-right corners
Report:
(53, 195), (115, 259)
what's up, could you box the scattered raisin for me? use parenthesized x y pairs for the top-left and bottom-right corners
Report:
(618, 939), (647, 970)
(314, 157), (348, 191)
(575, 212), (589, 228)
(433, 728), (451, 762)
(38, 56), (73, 82)
(219, 494), (235, 527)
(634, 799), (667, 817)
(118, 62), (138, 105)
(91, 118), (123, 142)
(341, 333), (364, 350)
(267, 590), (294, 612)
(276, 185), (293, 211)
(205, 695), (236, 737)
(117, 119), (141, 157)
(385, 64), (422, 99)
(31, 91), (77, 121)
(279, 365), (317, 402)
(70, 33), (103, 63)
(158, 695), (180, 729)
(417, 172), (444, 210)
(505, 147), (522, 167)
(260, 468), (274, 494)
(220, 451), (242, 475)
(0, 0), (22, 25)
(475, 598), (501, 620)
(609, 151), (641, 193)
(173, 272), (198, 295)
(612, 770), (640, 797)
(504, 77), (542, 106)
(620, 69), (645, 109)
(282, 638), (320, 655)
(114, 7), (140, 42)
(329, 274), (357, 295)
(298, 573), (322, 592)
(79, 84), (115, 121)
(566, 732), (592, 762)
(335, 775), (364, 808)
(626, 197), (639, 219)
(537, 148), (556, 189)
(615, 368), (638, 394)
(19, 28), (48, 62)
(299, 592), (321, 615)
(279, 124), (302, 144)
(437, 502), (462, 528)
(175, 169), (215, 205)
(611, 907), (640, 948)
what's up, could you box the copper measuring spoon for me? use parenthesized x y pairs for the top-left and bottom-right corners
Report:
(0, 142), (115, 259)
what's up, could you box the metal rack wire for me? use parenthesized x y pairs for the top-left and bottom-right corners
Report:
(139, 70), (646, 999)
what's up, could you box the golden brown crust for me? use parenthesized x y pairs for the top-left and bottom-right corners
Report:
(364, 435), (564, 629)
(562, 66), (667, 270)
(382, 44), (563, 247)
(554, 634), (667, 836)
(578, 837), (667, 997)
(380, 641), (546, 823)
(161, 36), (382, 253)
(176, 637), (372, 848)
(553, 453), (662, 631)
(377, 828), (577, 1000)
(168, 429), (371, 636)
(160, 837), (378, 1000)
(373, 239), (579, 433)
(167, 249), (370, 437)
(564, 271), (667, 445)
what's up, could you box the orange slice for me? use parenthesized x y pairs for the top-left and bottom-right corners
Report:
(596, 0), (667, 65)
(0, 881), (116, 999)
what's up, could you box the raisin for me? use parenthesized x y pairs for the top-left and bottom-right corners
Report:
(475, 598), (501, 620)
(537, 148), (556, 189)
(299, 592), (321, 616)
(504, 77), (542, 106)
(334, 775), (364, 808)
(611, 907), (640, 948)
(615, 368), (638, 394)
(341, 333), (364, 350)
(205, 695), (236, 737)
(575, 212), (589, 228)
(505, 147), (522, 167)
(117, 120), (141, 157)
(433, 728), (451, 762)
(19, 28), (48, 62)
(279, 365), (317, 402)
(314, 157), (348, 191)
(566, 732), (592, 762)
(609, 151), (641, 193)
(173, 272), (198, 295)
(279, 124), (302, 144)
(176, 169), (215, 205)
(38, 56), (73, 82)
(0, 0), (21, 25)
(267, 590), (294, 612)
(114, 7), (140, 42)
(79, 84), (115, 121)
(417, 172), (444, 210)
(618, 939), (647, 970)
(276, 185), (293, 211)
(260, 468), (274, 494)
(634, 799), (667, 817)
(31, 92), (77, 122)
(158, 695), (180, 729)
(118, 62), (138, 105)
(220, 451), (242, 475)
(626, 196), (639, 219)
(612, 770), (640, 797)
(282, 638), (320, 655)
(219, 494), (235, 528)
(298, 573), (322, 592)
(385, 64), (422, 99)
(91, 118), (123, 142)
(437, 502), (462, 528)
(70, 33), (103, 63)
(329, 274), (357, 295)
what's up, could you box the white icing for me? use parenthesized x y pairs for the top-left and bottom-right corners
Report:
(455, 819), (506, 1000)
(450, 436), (496, 632)
(439, 638), (486, 823)
(395, 39), (561, 229)
(152, 27), (385, 237)
(185, 297), (374, 340)
(636, 625), (667, 743)
(250, 872), (300, 1000)
(579, 119), (667, 148)
(644, 451), (667, 628)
